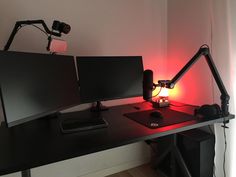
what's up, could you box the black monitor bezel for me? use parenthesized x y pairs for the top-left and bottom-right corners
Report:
(76, 56), (144, 104)
(0, 50), (80, 127)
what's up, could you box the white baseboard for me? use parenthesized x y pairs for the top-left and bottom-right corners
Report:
(28, 142), (151, 177)
(79, 157), (150, 177)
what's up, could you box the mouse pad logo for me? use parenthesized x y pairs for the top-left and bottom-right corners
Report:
(150, 123), (159, 127)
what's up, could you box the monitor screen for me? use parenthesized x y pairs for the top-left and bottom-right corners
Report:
(76, 56), (143, 103)
(0, 51), (80, 127)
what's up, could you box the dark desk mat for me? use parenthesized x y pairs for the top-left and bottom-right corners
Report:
(124, 108), (196, 129)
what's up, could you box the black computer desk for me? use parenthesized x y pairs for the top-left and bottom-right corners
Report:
(0, 102), (234, 177)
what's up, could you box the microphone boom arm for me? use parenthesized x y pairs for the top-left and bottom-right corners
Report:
(158, 46), (230, 116)
(4, 20), (61, 51)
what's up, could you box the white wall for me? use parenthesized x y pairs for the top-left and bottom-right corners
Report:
(0, 0), (167, 177)
(167, 0), (213, 105)
(225, 0), (236, 176)
(209, 1), (233, 177)
(167, 0), (235, 177)
(0, 0), (167, 80)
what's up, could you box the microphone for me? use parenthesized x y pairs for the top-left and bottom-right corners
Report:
(143, 70), (154, 101)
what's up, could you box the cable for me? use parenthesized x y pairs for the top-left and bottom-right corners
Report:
(223, 123), (227, 177)
(16, 25), (23, 32)
(30, 24), (49, 37)
(207, 124), (228, 177)
(208, 125), (214, 135)
(152, 87), (162, 98)
(208, 2), (219, 176)
(144, 86), (162, 101)
(15, 24), (29, 34)
(213, 164), (216, 177)
(208, 1), (227, 176)
(169, 103), (194, 107)
(16, 24), (49, 37)
(207, 125), (217, 177)
(8, 24), (49, 50)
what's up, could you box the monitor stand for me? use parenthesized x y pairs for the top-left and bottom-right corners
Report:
(90, 101), (109, 112)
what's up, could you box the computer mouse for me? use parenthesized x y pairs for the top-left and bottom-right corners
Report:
(150, 111), (163, 118)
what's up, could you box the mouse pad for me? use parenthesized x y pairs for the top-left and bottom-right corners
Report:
(124, 108), (196, 129)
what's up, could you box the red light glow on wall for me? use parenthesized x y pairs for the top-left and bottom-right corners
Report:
(168, 84), (183, 101)
(145, 50), (213, 105)
(166, 52), (213, 105)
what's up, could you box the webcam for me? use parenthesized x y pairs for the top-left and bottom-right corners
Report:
(52, 20), (71, 34)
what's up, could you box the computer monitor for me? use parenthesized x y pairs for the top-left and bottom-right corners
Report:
(61, 56), (143, 133)
(0, 51), (80, 127)
(76, 56), (143, 105)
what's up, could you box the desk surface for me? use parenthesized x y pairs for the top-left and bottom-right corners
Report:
(0, 102), (234, 175)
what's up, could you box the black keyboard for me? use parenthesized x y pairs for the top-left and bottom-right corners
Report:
(59, 111), (108, 133)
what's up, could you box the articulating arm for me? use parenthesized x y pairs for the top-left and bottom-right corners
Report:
(4, 20), (61, 51)
(158, 46), (230, 116)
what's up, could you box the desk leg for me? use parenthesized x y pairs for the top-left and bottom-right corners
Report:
(21, 169), (31, 177)
(171, 134), (191, 177)
(152, 134), (192, 177)
(174, 146), (192, 177)
(170, 136), (176, 177)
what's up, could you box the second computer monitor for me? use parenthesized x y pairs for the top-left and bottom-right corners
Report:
(0, 51), (80, 127)
(76, 56), (143, 103)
